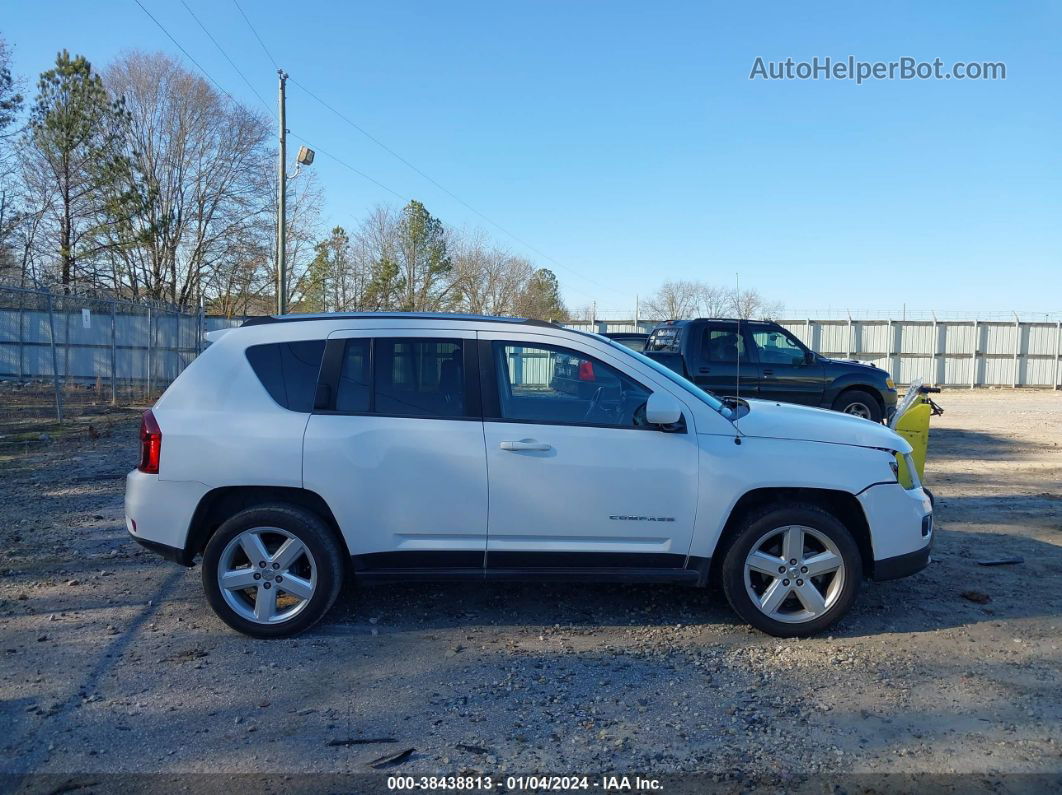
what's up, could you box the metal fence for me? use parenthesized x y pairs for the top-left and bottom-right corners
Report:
(565, 318), (1062, 388)
(3, 288), (1059, 438)
(0, 285), (244, 433)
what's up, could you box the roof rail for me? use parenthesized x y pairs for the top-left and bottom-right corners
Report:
(240, 312), (558, 329)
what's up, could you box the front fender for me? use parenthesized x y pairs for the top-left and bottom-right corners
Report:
(690, 434), (896, 560)
(822, 374), (889, 409)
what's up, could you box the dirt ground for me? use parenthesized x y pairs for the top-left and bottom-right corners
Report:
(0, 390), (1059, 792)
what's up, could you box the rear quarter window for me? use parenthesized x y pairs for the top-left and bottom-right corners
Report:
(245, 340), (326, 412)
(646, 328), (680, 352)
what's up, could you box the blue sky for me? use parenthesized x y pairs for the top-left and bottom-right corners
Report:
(3, 1), (1060, 315)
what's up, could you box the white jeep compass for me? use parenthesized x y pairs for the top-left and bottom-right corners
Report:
(125, 313), (933, 638)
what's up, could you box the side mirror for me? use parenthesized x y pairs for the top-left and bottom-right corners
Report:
(646, 391), (682, 426)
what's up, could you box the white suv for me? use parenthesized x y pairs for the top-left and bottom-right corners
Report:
(125, 313), (932, 638)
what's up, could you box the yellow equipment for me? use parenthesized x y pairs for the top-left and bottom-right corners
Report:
(889, 381), (943, 485)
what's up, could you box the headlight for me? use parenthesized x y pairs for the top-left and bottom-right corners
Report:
(894, 452), (920, 489)
(885, 377), (896, 390)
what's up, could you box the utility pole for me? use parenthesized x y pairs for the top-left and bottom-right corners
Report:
(276, 69), (288, 315)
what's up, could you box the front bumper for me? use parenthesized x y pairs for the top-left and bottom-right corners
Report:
(857, 482), (933, 580)
(873, 541), (932, 580)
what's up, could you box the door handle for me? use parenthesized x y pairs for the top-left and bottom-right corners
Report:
(699, 366), (711, 374)
(500, 439), (552, 452)
(762, 368), (775, 376)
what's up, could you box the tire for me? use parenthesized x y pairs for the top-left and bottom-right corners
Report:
(202, 504), (344, 638)
(833, 389), (883, 422)
(721, 503), (862, 637)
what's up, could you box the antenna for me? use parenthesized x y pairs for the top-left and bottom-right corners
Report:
(734, 272), (742, 442)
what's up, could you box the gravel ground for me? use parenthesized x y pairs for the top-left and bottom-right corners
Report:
(0, 391), (1060, 791)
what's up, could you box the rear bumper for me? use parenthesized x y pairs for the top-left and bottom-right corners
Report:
(130, 532), (193, 566)
(125, 470), (210, 565)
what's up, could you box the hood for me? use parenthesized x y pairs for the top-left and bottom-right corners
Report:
(729, 399), (912, 453)
(823, 356), (880, 371)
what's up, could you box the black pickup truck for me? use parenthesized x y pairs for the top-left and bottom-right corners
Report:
(643, 318), (897, 422)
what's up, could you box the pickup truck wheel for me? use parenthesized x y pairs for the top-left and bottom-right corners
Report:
(834, 389), (883, 422)
(722, 504), (861, 637)
(202, 504), (344, 638)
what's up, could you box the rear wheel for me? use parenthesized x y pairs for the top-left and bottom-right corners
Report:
(202, 504), (344, 638)
(721, 504), (861, 637)
(834, 389), (883, 422)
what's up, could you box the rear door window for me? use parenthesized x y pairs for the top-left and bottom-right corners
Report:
(245, 340), (326, 412)
(335, 339), (371, 412)
(373, 338), (465, 417)
(703, 326), (748, 362)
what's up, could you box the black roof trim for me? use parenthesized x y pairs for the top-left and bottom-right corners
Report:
(241, 312), (558, 329)
(654, 317), (777, 326)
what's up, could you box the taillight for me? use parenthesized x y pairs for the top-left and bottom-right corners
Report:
(578, 360), (595, 381)
(138, 410), (162, 474)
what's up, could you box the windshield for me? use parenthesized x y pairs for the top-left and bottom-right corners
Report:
(602, 338), (734, 419)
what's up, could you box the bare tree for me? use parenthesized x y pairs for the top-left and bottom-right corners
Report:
(728, 287), (783, 319)
(105, 51), (273, 308)
(279, 172), (324, 307)
(352, 204), (401, 311)
(0, 35), (25, 274)
(450, 232), (533, 316)
(699, 283), (732, 316)
(643, 279), (706, 320)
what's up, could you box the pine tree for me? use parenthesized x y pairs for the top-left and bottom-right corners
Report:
(397, 199), (451, 311)
(25, 50), (135, 289)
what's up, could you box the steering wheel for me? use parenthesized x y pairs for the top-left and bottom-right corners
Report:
(632, 401), (648, 427)
(583, 386), (605, 421)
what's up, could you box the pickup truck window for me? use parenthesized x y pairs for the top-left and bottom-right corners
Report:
(646, 328), (680, 352)
(704, 328), (748, 362)
(749, 329), (806, 365)
(604, 339), (731, 417)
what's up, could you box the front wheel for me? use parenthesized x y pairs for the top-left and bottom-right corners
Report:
(202, 504), (344, 638)
(834, 389), (883, 422)
(721, 504), (862, 637)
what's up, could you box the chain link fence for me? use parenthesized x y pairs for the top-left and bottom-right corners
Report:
(0, 285), (244, 439)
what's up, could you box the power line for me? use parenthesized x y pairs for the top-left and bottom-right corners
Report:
(287, 76), (623, 296)
(288, 133), (405, 201)
(226, 4), (619, 297)
(231, 0), (279, 69)
(147, 0), (615, 300)
(179, 0), (271, 114)
(132, 0), (241, 105)
(132, 0), (406, 201)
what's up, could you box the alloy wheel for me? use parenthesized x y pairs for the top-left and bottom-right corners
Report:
(843, 402), (873, 419)
(743, 525), (845, 624)
(217, 527), (318, 624)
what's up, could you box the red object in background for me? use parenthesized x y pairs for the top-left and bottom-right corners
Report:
(138, 410), (162, 474)
(578, 360), (596, 381)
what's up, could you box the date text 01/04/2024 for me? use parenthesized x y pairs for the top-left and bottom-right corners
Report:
(386, 775), (664, 791)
